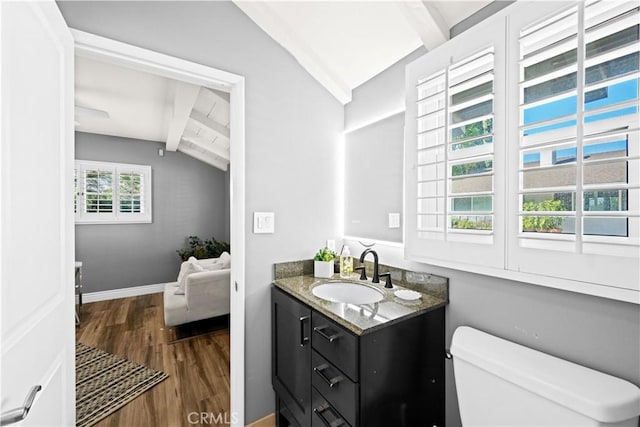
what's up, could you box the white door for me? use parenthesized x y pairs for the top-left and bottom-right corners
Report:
(1, 1), (74, 425)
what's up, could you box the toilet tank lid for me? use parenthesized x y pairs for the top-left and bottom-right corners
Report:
(451, 326), (640, 423)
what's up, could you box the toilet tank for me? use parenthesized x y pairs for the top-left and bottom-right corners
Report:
(450, 326), (640, 427)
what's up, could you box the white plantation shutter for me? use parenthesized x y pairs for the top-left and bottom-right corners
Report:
(582, 0), (639, 254)
(406, 25), (505, 268)
(83, 167), (114, 214)
(447, 48), (495, 241)
(416, 70), (447, 237)
(118, 170), (144, 214)
(406, 0), (638, 299)
(75, 160), (152, 223)
(508, 0), (639, 290)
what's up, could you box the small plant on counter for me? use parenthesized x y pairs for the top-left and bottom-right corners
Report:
(314, 246), (337, 262)
(313, 246), (337, 278)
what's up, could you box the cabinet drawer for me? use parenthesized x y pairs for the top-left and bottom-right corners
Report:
(312, 312), (358, 381)
(312, 350), (358, 427)
(311, 387), (352, 427)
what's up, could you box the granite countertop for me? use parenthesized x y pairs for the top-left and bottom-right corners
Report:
(273, 270), (448, 336)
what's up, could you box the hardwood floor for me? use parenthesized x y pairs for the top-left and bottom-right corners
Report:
(76, 293), (230, 427)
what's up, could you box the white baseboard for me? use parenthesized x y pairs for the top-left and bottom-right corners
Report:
(83, 283), (167, 303)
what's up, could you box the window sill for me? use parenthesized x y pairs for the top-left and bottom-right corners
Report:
(75, 219), (152, 225)
(406, 251), (639, 304)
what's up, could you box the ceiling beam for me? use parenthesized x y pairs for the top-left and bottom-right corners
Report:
(166, 81), (200, 151)
(181, 132), (230, 162)
(201, 87), (230, 111)
(189, 110), (230, 140)
(178, 145), (229, 172)
(396, 2), (449, 51)
(232, 1), (352, 104)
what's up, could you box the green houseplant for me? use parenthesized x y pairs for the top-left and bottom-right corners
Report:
(313, 246), (336, 278)
(176, 235), (230, 261)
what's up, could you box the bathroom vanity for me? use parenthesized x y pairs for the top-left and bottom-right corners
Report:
(272, 261), (448, 427)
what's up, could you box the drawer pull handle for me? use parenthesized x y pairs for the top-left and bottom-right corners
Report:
(299, 316), (310, 347)
(314, 403), (346, 427)
(313, 326), (340, 343)
(313, 363), (344, 388)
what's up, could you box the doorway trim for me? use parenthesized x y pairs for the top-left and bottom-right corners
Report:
(72, 29), (246, 426)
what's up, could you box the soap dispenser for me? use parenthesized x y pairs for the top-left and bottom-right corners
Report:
(340, 245), (353, 279)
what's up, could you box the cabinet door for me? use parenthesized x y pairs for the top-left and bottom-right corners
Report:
(272, 287), (312, 426)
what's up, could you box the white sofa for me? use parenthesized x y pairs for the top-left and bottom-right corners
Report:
(163, 253), (230, 327)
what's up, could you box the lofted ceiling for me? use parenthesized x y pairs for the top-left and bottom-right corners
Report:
(75, 56), (231, 171)
(74, 1), (492, 169)
(234, 0), (492, 103)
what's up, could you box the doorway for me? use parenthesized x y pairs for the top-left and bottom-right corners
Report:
(73, 29), (246, 426)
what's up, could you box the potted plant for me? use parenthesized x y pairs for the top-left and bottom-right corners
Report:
(176, 235), (230, 261)
(313, 246), (336, 278)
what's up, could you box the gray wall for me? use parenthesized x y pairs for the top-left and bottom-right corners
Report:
(75, 132), (229, 292)
(345, 47), (426, 130)
(58, 1), (343, 422)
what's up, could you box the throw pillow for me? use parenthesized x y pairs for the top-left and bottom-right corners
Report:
(176, 261), (190, 285)
(174, 259), (205, 295)
(204, 262), (223, 271)
(218, 251), (231, 269)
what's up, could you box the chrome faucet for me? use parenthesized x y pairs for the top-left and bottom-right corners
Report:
(359, 248), (380, 284)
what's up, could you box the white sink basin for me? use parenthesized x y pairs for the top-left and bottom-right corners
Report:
(312, 282), (384, 305)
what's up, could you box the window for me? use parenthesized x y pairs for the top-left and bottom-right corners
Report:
(509, 0), (639, 290)
(406, 21), (505, 269)
(74, 160), (152, 224)
(416, 47), (496, 241)
(518, 2), (638, 247)
(406, 0), (639, 300)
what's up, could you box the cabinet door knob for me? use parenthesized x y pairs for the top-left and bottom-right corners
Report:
(1, 385), (41, 426)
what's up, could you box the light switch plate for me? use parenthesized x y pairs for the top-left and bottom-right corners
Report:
(389, 213), (400, 228)
(254, 212), (275, 234)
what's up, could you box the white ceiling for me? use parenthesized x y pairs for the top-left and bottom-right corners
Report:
(75, 56), (231, 171)
(234, 0), (492, 103)
(75, 56), (173, 143)
(74, 1), (491, 168)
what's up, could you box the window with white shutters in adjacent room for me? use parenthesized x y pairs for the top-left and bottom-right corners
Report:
(74, 160), (152, 224)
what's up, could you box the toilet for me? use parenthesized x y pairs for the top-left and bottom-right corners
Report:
(450, 326), (640, 426)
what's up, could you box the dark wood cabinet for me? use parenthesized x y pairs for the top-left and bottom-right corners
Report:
(272, 286), (445, 427)
(272, 287), (312, 427)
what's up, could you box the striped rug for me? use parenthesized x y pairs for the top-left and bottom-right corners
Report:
(76, 343), (168, 427)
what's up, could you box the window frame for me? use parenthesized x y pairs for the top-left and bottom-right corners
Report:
(74, 159), (152, 224)
(405, 0), (639, 303)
